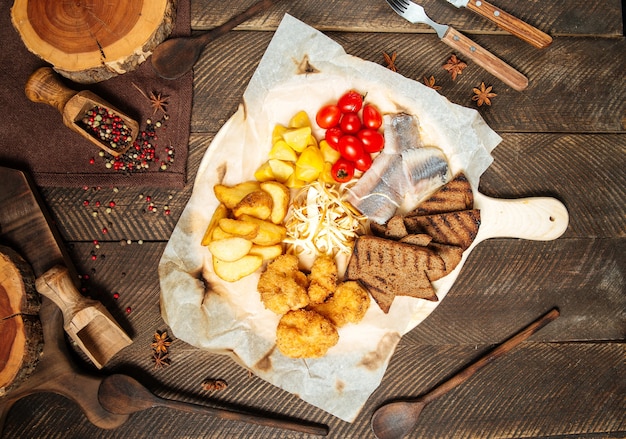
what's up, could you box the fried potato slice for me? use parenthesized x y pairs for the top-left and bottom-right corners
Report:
(218, 218), (259, 240)
(214, 181), (261, 209)
(201, 203), (229, 246)
(238, 214), (287, 246)
(260, 181), (290, 224)
(207, 237), (253, 262)
(233, 190), (273, 220)
(213, 254), (263, 282)
(212, 226), (236, 241)
(248, 244), (283, 261)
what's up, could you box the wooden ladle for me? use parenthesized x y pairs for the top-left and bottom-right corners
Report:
(150, 0), (278, 80)
(98, 374), (329, 436)
(370, 308), (560, 439)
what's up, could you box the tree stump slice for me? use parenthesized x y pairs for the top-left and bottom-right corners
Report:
(0, 246), (43, 398)
(11, 0), (177, 83)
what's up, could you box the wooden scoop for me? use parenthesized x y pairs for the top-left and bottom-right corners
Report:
(371, 308), (560, 439)
(24, 67), (139, 157)
(35, 266), (132, 369)
(98, 374), (329, 436)
(150, 0), (278, 80)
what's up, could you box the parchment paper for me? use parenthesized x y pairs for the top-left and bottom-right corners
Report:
(159, 14), (501, 422)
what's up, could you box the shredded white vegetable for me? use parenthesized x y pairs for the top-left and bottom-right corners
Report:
(284, 181), (367, 257)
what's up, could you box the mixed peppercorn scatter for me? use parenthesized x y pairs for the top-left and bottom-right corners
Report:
(80, 105), (134, 152)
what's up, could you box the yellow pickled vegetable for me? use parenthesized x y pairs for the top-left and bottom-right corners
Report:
(254, 161), (275, 182)
(289, 110), (312, 128)
(269, 140), (297, 162)
(268, 159), (295, 183)
(319, 140), (340, 163)
(295, 145), (324, 182)
(282, 126), (311, 153)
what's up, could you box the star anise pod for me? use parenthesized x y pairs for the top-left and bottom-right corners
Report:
(423, 75), (442, 91)
(151, 331), (172, 354)
(153, 352), (171, 370)
(383, 51), (398, 72)
(472, 82), (497, 106)
(443, 54), (467, 80)
(148, 91), (169, 115)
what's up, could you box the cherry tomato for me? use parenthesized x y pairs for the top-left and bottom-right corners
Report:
(331, 158), (355, 183)
(316, 104), (341, 129)
(324, 127), (343, 150)
(357, 128), (385, 153)
(340, 112), (362, 134)
(354, 152), (373, 172)
(362, 104), (383, 130)
(337, 90), (363, 113)
(338, 135), (365, 162)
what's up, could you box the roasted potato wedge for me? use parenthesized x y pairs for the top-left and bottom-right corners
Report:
(232, 190), (273, 220)
(213, 254), (263, 282)
(248, 244), (284, 260)
(207, 237), (253, 262)
(260, 181), (290, 224)
(201, 203), (229, 246)
(212, 226), (236, 241)
(214, 181), (261, 209)
(238, 214), (287, 246)
(218, 218), (259, 239)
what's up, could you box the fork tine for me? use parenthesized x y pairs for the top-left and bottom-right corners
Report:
(385, 0), (408, 13)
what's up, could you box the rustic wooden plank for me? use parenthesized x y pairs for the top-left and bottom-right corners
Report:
(190, 0), (624, 37)
(2, 342), (623, 438)
(373, 342), (626, 439)
(39, 132), (625, 242)
(189, 32), (626, 133)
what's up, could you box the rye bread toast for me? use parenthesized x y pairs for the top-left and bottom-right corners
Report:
(403, 209), (481, 250)
(406, 172), (473, 216)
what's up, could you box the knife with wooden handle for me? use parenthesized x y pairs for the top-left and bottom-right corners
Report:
(447, 0), (552, 49)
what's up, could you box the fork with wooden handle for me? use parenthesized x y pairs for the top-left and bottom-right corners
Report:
(447, 0), (552, 49)
(385, 0), (528, 91)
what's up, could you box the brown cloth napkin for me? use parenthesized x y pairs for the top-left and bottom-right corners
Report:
(0, 0), (192, 188)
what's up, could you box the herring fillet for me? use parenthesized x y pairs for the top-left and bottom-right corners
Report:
(346, 112), (451, 224)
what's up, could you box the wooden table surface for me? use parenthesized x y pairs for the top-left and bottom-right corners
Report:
(2, 0), (624, 438)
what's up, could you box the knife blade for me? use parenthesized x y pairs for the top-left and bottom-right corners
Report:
(0, 166), (131, 368)
(447, 0), (552, 49)
(386, 0), (528, 91)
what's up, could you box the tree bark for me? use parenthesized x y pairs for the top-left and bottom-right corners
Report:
(0, 246), (43, 397)
(11, 0), (177, 83)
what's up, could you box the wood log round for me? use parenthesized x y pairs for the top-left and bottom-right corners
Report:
(0, 246), (43, 397)
(10, 0), (177, 83)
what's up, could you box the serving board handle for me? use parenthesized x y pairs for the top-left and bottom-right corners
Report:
(475, 193), (569, 242)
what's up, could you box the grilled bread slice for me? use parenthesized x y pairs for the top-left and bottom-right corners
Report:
(345, 236), (443, 312)
(403, 209), (481, 250)
(406, 172), (473, 216)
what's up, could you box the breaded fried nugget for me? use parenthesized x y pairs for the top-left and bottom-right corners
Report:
(276, 309), (339, 358)
(258, 255), (309, 314)
(307, 254), (338, 304)
(311, 281), (370, 327)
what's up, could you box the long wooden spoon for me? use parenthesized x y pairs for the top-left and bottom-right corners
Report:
(151, 0), (278, 80)
(371, 308), (560, 439)
(98, 374), (328, 436)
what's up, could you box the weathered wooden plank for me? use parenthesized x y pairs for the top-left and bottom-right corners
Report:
(39, 132), (625, 242)
(2, 342), (623, 438)
(190, 0), (624, 37)
(189, 32), (626, 133)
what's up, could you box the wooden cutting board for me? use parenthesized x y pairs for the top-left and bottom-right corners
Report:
(0, 167), (129, 432)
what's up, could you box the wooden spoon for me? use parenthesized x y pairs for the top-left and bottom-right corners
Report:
(150, 0), (278, 80)
(371, 308), (560, 439)
(98, 374), (329, 436)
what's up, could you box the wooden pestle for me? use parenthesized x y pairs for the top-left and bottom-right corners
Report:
(24, 67), (138, 157)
